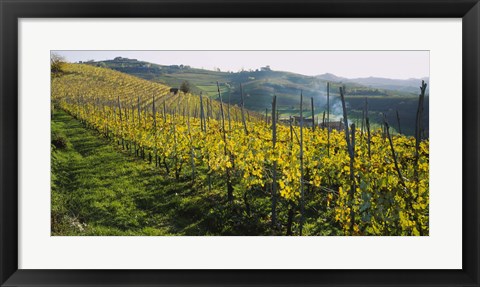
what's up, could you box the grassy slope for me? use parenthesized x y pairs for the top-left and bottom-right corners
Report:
(51, 109), (339, 236)
(51, 110), (275, 236)
(52, 110), (210, 235)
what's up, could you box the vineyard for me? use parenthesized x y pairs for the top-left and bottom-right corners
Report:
(51, 63), (429, 236)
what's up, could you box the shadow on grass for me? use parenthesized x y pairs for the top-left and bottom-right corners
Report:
(51, 109), (258, 236)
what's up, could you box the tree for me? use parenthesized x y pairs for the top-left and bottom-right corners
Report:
(51, 53), (66, 74)
(180, 80), (190, 94)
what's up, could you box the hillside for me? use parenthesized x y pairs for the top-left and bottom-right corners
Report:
(52, 63), (262, 125)
(51, 61), (429, 236)
(316, 74), (430, 94)
(84, 57), (428, 136)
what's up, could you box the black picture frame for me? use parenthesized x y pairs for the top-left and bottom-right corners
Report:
(1, 0), (479, 286)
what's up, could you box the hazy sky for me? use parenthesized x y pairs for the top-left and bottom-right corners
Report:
(54, 50), (429, 79)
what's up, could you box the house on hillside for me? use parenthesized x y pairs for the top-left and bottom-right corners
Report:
(320, 121), (344, 131)
(292, 116), (314, 127)
(278, 118), (292, 125)
(113, 57), (137, 62)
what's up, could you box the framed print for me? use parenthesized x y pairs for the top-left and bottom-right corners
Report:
(1, 0), (479, 286)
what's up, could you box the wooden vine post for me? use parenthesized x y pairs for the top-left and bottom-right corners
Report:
(199, 93), (211, 192)
(299, 90), (305, 236)
(153, 95), (158, 167)
(186, 97), (195, 181)
(240, 83), (248, 135)
(311, 97), (315, 132)
(217, 82), (234, 203)
(137, 96), (142, 156)
(327, 82), (330, 157)
(172, 108), (179, 181)
(163, 101), (167, 123)
(200, 93), (205, 132)
(365, 97), (371, 158)
(227, 91), (232, 131)
(117, 95), (124, 149)
(384, 119), (406, 188)
(413, 80), (427, 236)
(396, 109), (402, 134)
(414, 81), (427, 185)
(271, 95), (278, 231)
(339, 86), (356, 235)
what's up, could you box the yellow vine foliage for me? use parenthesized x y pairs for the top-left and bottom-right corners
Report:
(52, 63), (429, 236)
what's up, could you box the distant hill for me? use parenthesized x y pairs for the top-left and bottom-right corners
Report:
(85, 57), (421, 104)
(84, 57), (428, 136)
(350, 77), (429, 94)
(316, 74), (429, 94)
(316, 73), (348, 82)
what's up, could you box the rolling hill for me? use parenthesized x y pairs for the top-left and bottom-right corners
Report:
(83, 57), (428, 136)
